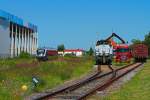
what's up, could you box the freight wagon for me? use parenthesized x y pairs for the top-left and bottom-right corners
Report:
(131, 44), (148, 62)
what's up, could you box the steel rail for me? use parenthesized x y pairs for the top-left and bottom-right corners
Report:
(34, 63), (137, 100)
(78, 63), (143, 100)
(63, 63), (136, 93)
(34, 72), (100, 100)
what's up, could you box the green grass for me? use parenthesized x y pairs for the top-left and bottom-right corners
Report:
(0, 56), (94, 99)
(101, 60), (150, 100)
(112, 59), (133, 68)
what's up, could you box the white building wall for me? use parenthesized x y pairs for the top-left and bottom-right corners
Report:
(76, 52), (83, 57)
(0, 18), (10, 58)
(0, 19), (38, 58)
(63, 51), (83, 57)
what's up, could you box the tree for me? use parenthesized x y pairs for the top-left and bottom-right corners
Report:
(144, 32), (150, 56)
(57, 44), (65, 51)
(88, 47), (94, 56)
(144, 32), (150, 45)
(131, 39), (142, 44)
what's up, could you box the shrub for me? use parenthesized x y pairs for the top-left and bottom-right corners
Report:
(19, 52), (31, 59)
(64, 53), (76, 57)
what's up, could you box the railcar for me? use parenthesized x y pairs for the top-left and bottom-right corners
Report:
(114, 44), (132, 63)
(131, 44), (148, 62)
(36, 48), (58, 61)
(106, 33), (132, 63)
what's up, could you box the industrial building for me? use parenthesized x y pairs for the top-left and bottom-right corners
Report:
(58, 49), (84, 57)
(0, 10), (38, 58)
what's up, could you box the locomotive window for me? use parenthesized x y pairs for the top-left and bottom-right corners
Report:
(37, 49), (45, 55)
(115, 48), (129, 52)
(96, 40), (108, 45)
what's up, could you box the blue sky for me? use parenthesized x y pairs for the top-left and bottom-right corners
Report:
(0, 0), (150, 50)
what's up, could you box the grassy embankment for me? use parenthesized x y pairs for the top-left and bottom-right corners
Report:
(0, 56), (94, 99)
(100, 60), (150, 100)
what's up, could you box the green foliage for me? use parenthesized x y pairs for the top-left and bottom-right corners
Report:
(133, 32), (150, 45)
(48, 56), (58, 60)
(19, 52), (31, 58)
(57, 44), (65, 51)
(87, 47), (94, 56)
(0, 57), (94, 99)
(101, 60), (150, 100)
(144, 32), (150, 45)
(144, 32), (150, 56)
(131, 39), (142, 44)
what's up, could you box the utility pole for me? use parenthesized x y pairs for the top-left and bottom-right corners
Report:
(96, 32), (99, 40)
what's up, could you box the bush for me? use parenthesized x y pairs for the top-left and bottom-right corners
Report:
(19, 52), (31, 58)
(48, 56), (58, 60)
(64, 53), (76, 57)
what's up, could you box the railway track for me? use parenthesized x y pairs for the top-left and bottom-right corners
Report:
(31, 63), (143, 100)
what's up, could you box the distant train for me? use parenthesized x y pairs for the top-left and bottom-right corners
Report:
(131, 44), (148, 62)
(95, 40), (113, 65)
(36, 48), (58, 61)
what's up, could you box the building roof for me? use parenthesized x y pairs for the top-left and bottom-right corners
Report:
(0, 9), (37, 31)
(64, 49), (83, 52)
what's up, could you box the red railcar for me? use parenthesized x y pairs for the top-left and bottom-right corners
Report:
(114, 44), (132, 62)
(106, 33), (132, 62)
(47, 50), (58, 56)
(132, 44), (148, 62)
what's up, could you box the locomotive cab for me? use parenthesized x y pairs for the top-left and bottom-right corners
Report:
(114, 45), (131, 62)
(95, 40), (113, 65)
(36, 49), (48, 61)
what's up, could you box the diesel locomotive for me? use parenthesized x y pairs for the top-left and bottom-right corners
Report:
(95, 40), (115, 75)
(95, 40), (113, 65)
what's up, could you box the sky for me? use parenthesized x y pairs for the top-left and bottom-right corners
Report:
(0, 0), (150, 50)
